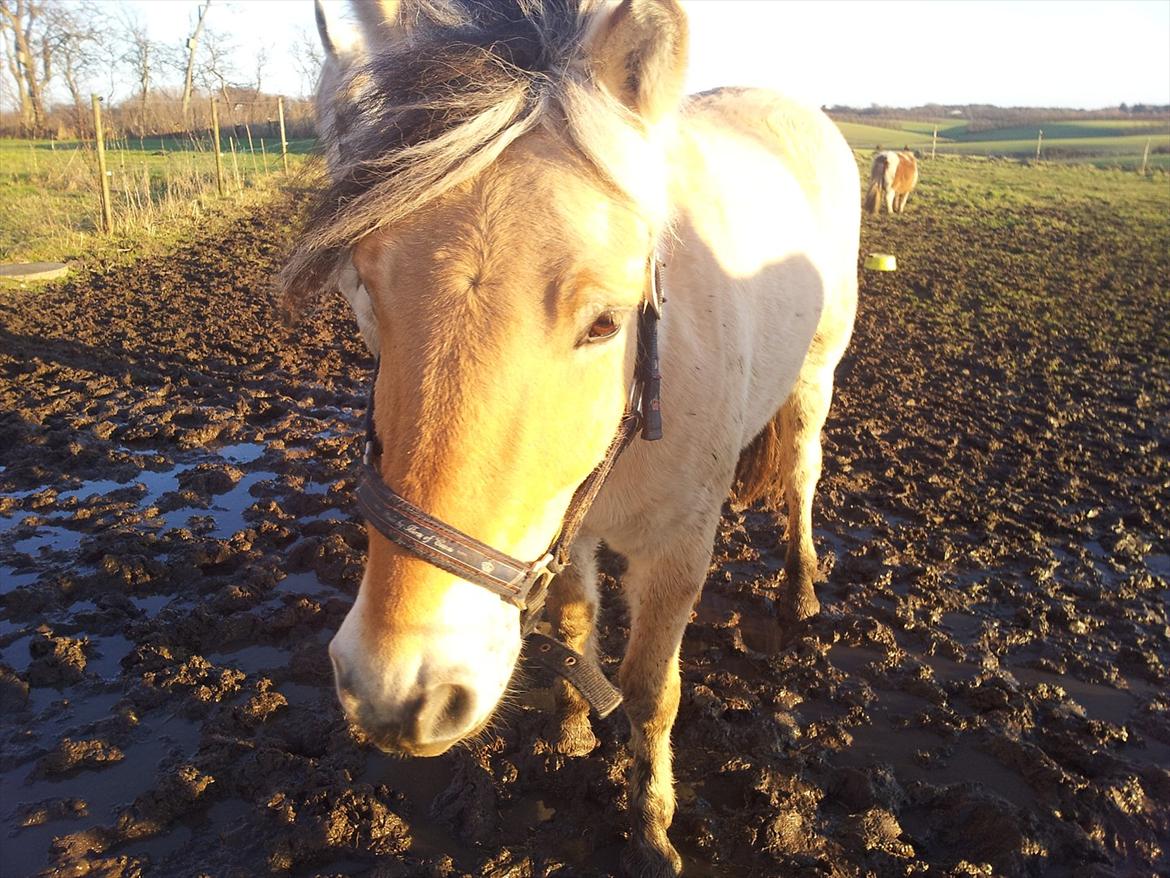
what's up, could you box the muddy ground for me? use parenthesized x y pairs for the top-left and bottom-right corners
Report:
(2, 175), (1168, 877)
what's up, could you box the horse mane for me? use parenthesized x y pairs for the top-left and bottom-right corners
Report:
(281, 0), (673, 317)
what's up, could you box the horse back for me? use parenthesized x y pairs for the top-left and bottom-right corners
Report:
(893, 151), (919, 193)
(663, 88), (859, 456)
(677, 87), (860, 295)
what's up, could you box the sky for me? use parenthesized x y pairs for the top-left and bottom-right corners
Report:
(38, 0), (1170, 109)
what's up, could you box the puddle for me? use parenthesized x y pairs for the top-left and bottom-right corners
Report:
(1, 631), (34, 671)
(206, 644), (288, 676)
(118, 824), (194, 870)
(56, 479), (131, 502)
(941, 611), (984, 643)
(215, 443), (267, 465)
(694, 591), (785, 655)
(86, 634), (135, 680)
(2, 706), (201, 876)
(835, 715), (1038, 810)
(1006, 665), (1138, 726)
(277, 682), (329, 709)
(0, 617), (24, 639)
(1144, 552), (1169, 578)
(828, 644), (887, 676)
(275, 572), (337, 599)
(359, 754), (482, 863)
(924, 654), (981, 684)
(1, 568), (41, 594)
(139, 465), (191, 507)
(10, 526), (86, 558)
(0, 511), (36, 537)
(149, 470), (276, 539)
(129, 594), (173, 616)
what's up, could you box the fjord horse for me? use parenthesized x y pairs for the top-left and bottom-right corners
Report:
(865, 148), (919, 214)
(292, 1), (859, 874)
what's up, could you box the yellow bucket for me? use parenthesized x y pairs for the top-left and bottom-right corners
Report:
(864, 253), (897, 271)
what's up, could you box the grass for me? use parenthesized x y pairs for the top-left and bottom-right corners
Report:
(834, 116), (1170, 170)
(0, 135), (313, 269)
(853, 152), (1169, 224)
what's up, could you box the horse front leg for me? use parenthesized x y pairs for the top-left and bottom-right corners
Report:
(618, 520), (718, 877)
(546, 537), (601, 756)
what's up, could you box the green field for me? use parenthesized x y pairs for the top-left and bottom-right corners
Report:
(852, 152), (1169, 228)
(0, 135), (313, 267)
(835, 117), (1170, 170)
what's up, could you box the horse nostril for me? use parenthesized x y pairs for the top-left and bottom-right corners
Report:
(424, 683), (476, 741)
(329, 653), (361, 714)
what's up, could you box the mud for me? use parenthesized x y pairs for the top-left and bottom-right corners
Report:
(1, 182), (1167, 877)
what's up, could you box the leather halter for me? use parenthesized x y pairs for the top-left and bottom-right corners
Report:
(355, 257), (664, 718)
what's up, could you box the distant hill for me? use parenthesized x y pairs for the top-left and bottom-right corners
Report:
(827, 106), (1170, 170)
(825, 104), (1170, 126)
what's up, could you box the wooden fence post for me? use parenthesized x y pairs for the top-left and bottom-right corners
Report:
(931, 125), (937, 160)
(229, 136), (242, 192)
(245, 123), (259, 175)
(211, 98), (225, 196)
(1035, 129), (1043, 161)
(1140, 139), (1150, 176)
(91, 94), (114, 233)
(277, 96), (289, 173)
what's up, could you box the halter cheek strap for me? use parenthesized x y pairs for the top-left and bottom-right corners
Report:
(355, 257), (665, 719)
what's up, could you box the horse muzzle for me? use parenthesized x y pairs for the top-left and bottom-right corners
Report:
(330, 638), (492, 756)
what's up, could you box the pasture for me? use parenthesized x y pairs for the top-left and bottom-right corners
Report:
(0, 151), (1167, 876)
(0, 136), (312, 267)
(834, 115), (1170, 169)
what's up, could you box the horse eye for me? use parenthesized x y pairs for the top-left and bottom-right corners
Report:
(584, 311), (620, 344)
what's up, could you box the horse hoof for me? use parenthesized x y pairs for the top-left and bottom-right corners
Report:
(782, 580), (821, 623)
(554, 714), (599, 756)
(622, 835), (683, 877)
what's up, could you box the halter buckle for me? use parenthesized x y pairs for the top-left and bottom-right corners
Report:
(516, 553), (557, 635)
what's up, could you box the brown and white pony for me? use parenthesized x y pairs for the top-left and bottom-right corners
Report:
(864, 148), (919, 214)
(293, 1), (859, 874)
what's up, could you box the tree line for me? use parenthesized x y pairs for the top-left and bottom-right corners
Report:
(825, 103), (1170, 128)
(0, 0), (322, 139)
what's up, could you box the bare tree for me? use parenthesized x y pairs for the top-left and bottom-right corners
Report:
(180, 0), (209, 123)
(252, 44), (267, 97)
(197, 26), (238, 114)
(44, 2), (104, 135)
(120, 13), (155, 134)
(0, 0), (48, 132)
(292, 26), (323, 99)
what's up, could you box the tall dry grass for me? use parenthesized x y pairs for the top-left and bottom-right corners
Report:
(0, 137), (309, 265)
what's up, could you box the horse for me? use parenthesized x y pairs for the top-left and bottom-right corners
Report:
(864, 148), (919, 214)
(288, 2), (859, 874)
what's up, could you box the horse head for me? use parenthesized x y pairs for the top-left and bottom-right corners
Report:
(285, 0), (688, 756)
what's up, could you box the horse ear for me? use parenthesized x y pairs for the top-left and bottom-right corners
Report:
(316, 0), (364, 59)
(350, 0), (404, 49)
(587, 0), (689, 123)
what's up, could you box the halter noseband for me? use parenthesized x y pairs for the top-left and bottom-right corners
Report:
(354, 257), (664, 718)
